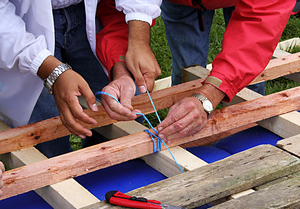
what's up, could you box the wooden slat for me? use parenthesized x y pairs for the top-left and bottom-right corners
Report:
(182, 52), (300, 84)
(277, 134), (300, 157)
(212, 174), (300, 209)
(94, 145), (300, 209)
(2, 86), (300, 200)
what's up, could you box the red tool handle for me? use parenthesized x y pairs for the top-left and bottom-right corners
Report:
(105, 191), (162, 209)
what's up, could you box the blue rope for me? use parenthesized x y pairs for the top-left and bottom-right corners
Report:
(95, 91), (184, 173)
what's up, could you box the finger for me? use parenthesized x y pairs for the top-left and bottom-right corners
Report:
(102, 95), (137, 121)
(127, 64), (147, 93)
(82, 87), (98, 112)
(0, 162), (4, 172)
(59, 101), (93, 138)
(144, 66), (161, 93)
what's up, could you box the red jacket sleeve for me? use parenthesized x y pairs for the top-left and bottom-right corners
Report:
(204, 0), (295, 102)
(96, 0), (157, 80)
(96, 0), (128, 80)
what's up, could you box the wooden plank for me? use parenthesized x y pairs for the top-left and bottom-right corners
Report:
(2, 86), (300, 200)
(277, 134), (300, 157)
(0, 117), (100, 209)
(212, 175), (300, 209)
(94, 145), (300, 209)
(0, 147), (100, 209)
(182, 52), (300, 85)
(0, 79), (203, 154)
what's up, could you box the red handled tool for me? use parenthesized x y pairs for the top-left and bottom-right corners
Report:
(105, 190), (187, 209)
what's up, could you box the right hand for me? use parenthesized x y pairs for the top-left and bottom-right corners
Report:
(38, 56), (99, 139)
(52, 70), (98, 139)
(0, 161), (5, 198)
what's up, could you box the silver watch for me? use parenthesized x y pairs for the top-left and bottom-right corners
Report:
(191, 93), (214, 117)
(44, 63), (72, 94)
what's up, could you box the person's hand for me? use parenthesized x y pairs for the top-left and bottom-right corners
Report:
(126, 20), (161, 93)
(52, 70), (98, 139)
(101, 62), (141, 121)
(0, 161), (5, 198)
(156, 83), (226, 143)
(38, 56), (98, 139)
(156, 97), (208, 143)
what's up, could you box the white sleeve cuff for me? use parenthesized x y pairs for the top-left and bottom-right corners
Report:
(30, 49), (52, 75)
(125, 12), (153, 25)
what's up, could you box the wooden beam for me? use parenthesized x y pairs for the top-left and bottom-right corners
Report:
(2, 86), (300, 200)
(0, 79), (203, 154)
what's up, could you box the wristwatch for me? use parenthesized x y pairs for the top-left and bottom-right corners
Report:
(44, 63), (72, 94)
(191, 93), (214, 118)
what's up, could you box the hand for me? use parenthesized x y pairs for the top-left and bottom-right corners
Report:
(0, 161), (4, 198)
(126, 20), (161, 93)
(156, 97), (208, 143)
(38, 56), (98, 139)
(156, 83), (226, 143)
(52, 70), (98, 139)
(101, 62), (141, 121)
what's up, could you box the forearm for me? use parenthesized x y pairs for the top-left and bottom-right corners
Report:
(128, 20), (151, 51)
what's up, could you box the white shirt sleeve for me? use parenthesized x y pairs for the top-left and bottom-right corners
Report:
(115, 0), (162, 25)
(0, 0), (51, 75)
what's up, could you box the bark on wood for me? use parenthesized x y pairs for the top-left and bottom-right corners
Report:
(2, 86), (300, 200)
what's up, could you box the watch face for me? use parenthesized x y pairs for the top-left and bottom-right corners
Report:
(203, 100), (213, 112)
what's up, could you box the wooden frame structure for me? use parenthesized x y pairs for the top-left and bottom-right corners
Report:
(1, 38), (300, 208)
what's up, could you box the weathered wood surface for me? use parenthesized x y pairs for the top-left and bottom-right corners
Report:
(277, 134), (300, 157)
(212, 174), (300, 209)
(0, 79), (203, 154)
(2, 86), (300, 200)
(90, 145), (300, 209)
(182, 52), (300, 84)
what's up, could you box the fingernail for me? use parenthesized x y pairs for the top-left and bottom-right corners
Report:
(159, 134), (166, 141)
(157, 126), (163, 132)
(91, 104), (98, 112)
(139, 85), (147, 93)
(79, 135), (86, 139)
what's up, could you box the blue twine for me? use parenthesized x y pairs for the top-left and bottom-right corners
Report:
(95, 90), (184, 173)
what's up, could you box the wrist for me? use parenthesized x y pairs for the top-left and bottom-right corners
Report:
(111, 62), (133, 80)
(194, 83), (226, 110)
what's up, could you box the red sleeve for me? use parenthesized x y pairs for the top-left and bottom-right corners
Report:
(204, 0), (295, 102)
(96, 0), (128, 80)
(96, 0), (156, 80)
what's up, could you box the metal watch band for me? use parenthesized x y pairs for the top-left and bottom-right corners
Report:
(44, 63), (72, 94)
(191, 93), (214, 117)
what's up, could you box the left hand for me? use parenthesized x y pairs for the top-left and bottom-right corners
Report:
(101, 62), (141, 121)
(156, 97), (208, 143)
